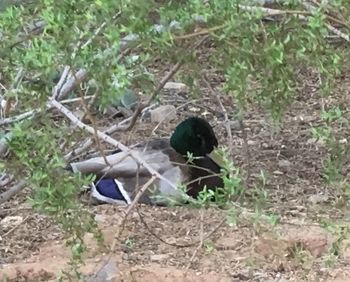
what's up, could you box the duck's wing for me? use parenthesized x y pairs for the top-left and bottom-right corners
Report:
(70, 139), (171, 178)
(70, 138), (190, 205)
(186, 156), (224, 199)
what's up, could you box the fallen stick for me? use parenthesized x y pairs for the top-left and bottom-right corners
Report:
(0, 180), (26, 205)
(48, 98), (176, 190)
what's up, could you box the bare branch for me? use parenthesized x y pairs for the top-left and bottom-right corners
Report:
(0, 180), (26, 205)
(301, 2), (350, 42)
(73, 69), (111, 168)
(56, 69), (88, 100)
(0, 110), (36, 126)
(48, 98), (176, 190)
(52, 66), (71, 99)
(66, 36), (209, 160)
(240, 4), (350, 42)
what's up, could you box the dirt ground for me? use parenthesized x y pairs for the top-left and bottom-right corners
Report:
(2, 56), (350, 281)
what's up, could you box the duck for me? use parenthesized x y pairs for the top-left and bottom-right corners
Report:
(69, 117), (224, 205)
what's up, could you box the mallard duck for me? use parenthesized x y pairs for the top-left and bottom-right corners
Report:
(69, 117), (224, 205)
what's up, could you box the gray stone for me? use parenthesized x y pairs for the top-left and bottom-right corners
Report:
(94, 214), (107, 223)
(247, 140), (257, 146)
(163, 82), (188, 93)
(278, 159), (292, 168)
(150, 105), (176, 123)
(150, 254), (169, 262)
(308, 194), (329, 204)
(0, 216), (23, 230)
(86, 260), (119, 282)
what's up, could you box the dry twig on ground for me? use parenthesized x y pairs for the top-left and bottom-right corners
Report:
(185, 210), (204, 271)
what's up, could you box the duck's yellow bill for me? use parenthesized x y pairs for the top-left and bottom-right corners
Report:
(207, 148), (226, 168)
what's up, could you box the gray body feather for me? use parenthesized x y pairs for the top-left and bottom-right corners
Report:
(71, 139), (189, 204)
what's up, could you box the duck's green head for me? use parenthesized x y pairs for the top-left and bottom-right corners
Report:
(170, 117), (218, 157)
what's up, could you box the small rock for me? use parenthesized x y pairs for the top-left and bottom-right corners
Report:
(189, 106), (201, 113)
(306, 138), (317, 145)
(308, 194), (329, 204)
(150, 105), (176, 123)
(73, 109), (85, 120)
(307, 138), (326, 146)
(229, 121), (241, 130)
(150, 254), (169, 262)
(215, 237), (240, 250)
(163, 82), (188, 93)
(118, 89), (138, 110)
(122, 253), (129, 260)
(120, 33), (139, 50)
(201, 110), (211, 117)
(104, 106), (121, 118)
(86, 260), (119, 282)
(141, 103), (159, 121)
(192, 14), (207, 24)
(278, 159), (292, 168)
(247, 140), (257, 146)
(284, 226), (331, 258)
(0, 216), (23, 230)
(295, 205), (306, 212)
(94, 214), (107, 223)
(262, 143), (269, 149)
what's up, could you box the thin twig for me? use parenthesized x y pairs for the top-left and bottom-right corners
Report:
(174, 5), (350, 42)
(72, 11), (122, 59)
(72, 68), (111, 167)
(174, 25), (226, 40)
(137, 210), (227, 248)
(0, 96), (94, 126)
(56, 69), (88, 100)
(1, 12), (125, 205)
(113, 176), (157, 249)
(111, 60), (185, 133)
(239, 4), (350, 29)
(113, 35), (209, 132)
(185, 210), (204, 271)
(239, 118), (251, 189)
(253, 4), (350, 42)
(3, 68), (24, 116)
(65, 38), (198, 160)
(52, 66), (70, 99)
(82, 12), (121, 50)
(95, 176), (156, 282)
(149, 98), (211, 136)
(202, 75), (234, 155)
(301, 2), (350, 42)
(0, 110), (36, 126)
(2, 216), (31, 237)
